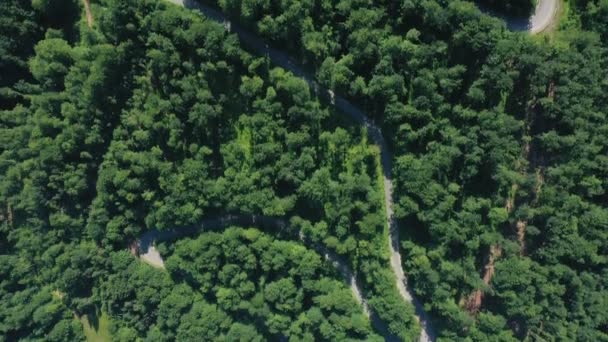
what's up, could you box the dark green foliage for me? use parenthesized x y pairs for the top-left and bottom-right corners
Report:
(202, 0), (608, 340)
(0, 0), (79, 109)
(100, 228), (379, 340)
(0, 0), (41, 108)
(31, 0), (79, 30)
(1, 0), (607, 341)
(574, 0), (608, 42)
(0, 254), (86, 341)
(1, 0), (414, 339)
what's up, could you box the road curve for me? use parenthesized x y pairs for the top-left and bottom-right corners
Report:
(136, 215), (374, 323)
(153, 0), (435, 341)
(529, 0), (559, 34)
(483, 0), (560, 34)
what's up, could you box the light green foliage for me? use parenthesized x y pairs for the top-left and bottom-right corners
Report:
(80, 311), (112, 342)
(235, 125), (253, 165)
(99, 228), (377, 340)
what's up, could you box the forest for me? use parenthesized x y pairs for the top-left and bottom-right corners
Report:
(0, 0), (606, 341)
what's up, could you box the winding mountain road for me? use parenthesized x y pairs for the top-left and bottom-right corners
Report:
(137, 215), (377, 328)
(146, 0), (436, 342)
(139, 0), (558, 340)
(137, 215), (369, 313)
(530, 0), (560, 34)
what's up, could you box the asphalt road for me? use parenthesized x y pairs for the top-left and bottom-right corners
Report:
(150, 0), (436, 341)
(141, 0), (559, 340)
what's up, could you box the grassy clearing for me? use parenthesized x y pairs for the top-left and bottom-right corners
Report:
(236, 125), (253, 164)
(556, 0), (580, 30)
(344, 128), (369, 174)
(341, 127), (391, 258)
(80, 311), (112, 342)
(372, 143), (391, 259)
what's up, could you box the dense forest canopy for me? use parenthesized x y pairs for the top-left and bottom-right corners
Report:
(103, 227), (380, 341)
(2, 0), (416, 339)
(574, 0), (608, 41)
(0, 0), (607, 341)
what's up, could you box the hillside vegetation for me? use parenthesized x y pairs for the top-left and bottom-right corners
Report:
(0, 0), (606, 341)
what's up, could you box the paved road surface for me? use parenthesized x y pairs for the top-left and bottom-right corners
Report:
(144, 0), (558, 339)
(529, 0), (559, 34)
(482, 0), (559, 33)
(155, 0), (435, 340)
(152, 0), (435, 342)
